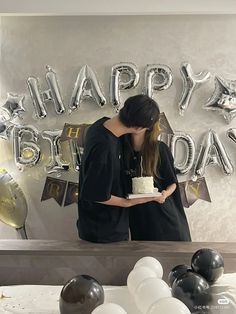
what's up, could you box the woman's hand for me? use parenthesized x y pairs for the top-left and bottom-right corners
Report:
(154, 190), (168, 204)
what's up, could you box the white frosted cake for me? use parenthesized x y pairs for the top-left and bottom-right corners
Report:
(132, 176), (154, 194)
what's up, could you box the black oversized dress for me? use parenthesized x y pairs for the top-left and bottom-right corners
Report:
(127, 141), (191, 241)
(77, 117), (129, 243)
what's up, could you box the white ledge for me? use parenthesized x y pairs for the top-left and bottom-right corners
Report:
(1, 0), (236, 16)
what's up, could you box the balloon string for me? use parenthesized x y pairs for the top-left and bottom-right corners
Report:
(16, 226), (28, 239)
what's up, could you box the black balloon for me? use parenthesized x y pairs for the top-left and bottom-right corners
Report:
(172, 272), (211, 313)
(168, 264), (192, 287)
(59, 274), (104, 314)
(191, 248), (224, 284)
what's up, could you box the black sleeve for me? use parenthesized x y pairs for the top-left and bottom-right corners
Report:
(80, 145), (113, 202)
(158, 141), (178, 189)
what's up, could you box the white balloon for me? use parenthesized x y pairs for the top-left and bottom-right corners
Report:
(91, 303), (127, 314)
(127, 266), (156, 295)
(134, 277), (171, 314)
(147, 297), (191, 314)
(134, 256), (163, 278)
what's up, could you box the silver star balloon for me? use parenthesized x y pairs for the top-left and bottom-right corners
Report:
(0, 115), (13, 140)
(1, 93), (25, 119)
(203, 76), (236, 124)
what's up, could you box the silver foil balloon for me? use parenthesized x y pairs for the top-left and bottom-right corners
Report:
(203, 76), (236, 124)
(110, 62), (140, 112)
(69, 140), (84, 172)
(179, 63), (211, 115)
(0, 168), (28, 238)
(69, 65), (106, 111)
(194, 129), (234, 177)
(0, 114), (14, 140)
(170, 132), (196, 174)
(144, 64), (173, 98)
(41, 129), (69, 174)
(227, 128), (236, 144)
(27, 65), (65, 119)
(13, 125), (41, 171)
(1, 93), (25, 119)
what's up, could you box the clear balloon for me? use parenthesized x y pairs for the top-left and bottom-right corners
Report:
(1, 93), (26, 119)
(134, 256), (163, 278)
(227, 128), (236, 144)
(92, 303), (127, 314)
(27, 65), (65, 119)
(144, 64), (173, 98)
(194, 129), (234, 177)
(170, 132), (196, 175)
(203, 76), (236, 124)
(41, 129), (69, 174)
(0, 168), (28, 229)
(191, 248), (224, 283)
(110, 62), (139, 112)
(69, 65), (106, 111)
(147, 297), (191, 314)
(179, 63), (211, 115)
(127, 266), (156, 295)
(13, 125), (41, 171)
(60, 274), (104, 314)
(134, 277), (171, 313)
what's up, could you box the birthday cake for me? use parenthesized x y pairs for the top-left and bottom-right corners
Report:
(132, 176), (154, 194)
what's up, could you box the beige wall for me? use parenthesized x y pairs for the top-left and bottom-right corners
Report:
(0, 16), (236, 240)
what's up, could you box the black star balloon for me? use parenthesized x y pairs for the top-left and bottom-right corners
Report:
(1, 93), (25, 119)
(203, 76), (236, 124)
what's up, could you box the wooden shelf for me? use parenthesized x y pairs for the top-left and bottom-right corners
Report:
(0, 240), (235, 285)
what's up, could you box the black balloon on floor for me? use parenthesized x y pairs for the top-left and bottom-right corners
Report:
(168, 264), (192, 287)
(172, 271), (211, 313)
(191, 248), (224, 284)
(59, 274), (104, 314)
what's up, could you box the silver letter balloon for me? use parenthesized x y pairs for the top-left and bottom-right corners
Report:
(170, 132), (196, 175)
(179, 63), (211, 115)
(41, 129), (69, 175)
(13, 125), (41, 171)
(27, 65), (65, 119)
(144, 64), (173, 99)
(194, 129), (234, 177)
(110, 62), (139, 112)
(69, 65), (106, 111)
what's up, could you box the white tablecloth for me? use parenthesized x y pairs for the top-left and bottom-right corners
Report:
(1, 274), (236, 313)
(0, 285), (141, 314)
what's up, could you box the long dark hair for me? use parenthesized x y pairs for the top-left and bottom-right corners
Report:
(123, 121), (161, 178)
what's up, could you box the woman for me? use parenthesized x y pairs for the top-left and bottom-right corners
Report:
(123, 120), (191, 241)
